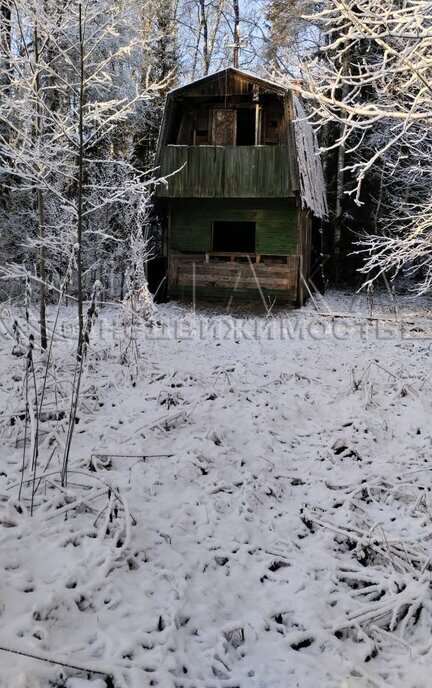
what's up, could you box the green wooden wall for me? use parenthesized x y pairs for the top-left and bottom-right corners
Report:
(157, 145), (296, 199)
(170, 198), (299, 254)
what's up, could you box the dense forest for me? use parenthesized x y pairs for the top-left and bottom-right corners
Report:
(2, 1), (431, 327)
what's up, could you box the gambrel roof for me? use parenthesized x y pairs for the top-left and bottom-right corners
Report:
(156, 67), (327, 219)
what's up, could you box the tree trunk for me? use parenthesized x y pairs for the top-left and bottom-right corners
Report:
(333, 53), (349, 282)
(232, 0), (240, 68)
(0, 0), (12, 208)
(334, 125), (346, 279)
(199, 0), (209, 75)
(34, 21), (48, 350)
(76, 1), (85, 349)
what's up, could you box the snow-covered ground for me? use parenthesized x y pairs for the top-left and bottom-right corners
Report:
(0, 288), (432, 688)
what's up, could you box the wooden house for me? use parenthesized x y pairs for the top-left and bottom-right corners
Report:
(154, 68), (327, 306)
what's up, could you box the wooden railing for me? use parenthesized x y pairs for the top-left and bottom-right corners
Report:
(168, 251), (300, 294)
(155, 145), (296, 199)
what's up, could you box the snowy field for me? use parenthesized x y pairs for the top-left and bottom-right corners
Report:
(0, 288), (432, 688)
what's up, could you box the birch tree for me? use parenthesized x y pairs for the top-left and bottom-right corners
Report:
(177, 0), (265, 78)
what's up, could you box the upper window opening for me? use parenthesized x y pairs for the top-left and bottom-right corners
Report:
(194, 108), (209, 144)
(174, 98), (283, 146)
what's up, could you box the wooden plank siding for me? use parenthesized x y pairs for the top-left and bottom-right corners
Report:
(168, 252), (300, 303)
(169, 199), (299, 255)
(156, 145), (294, 199)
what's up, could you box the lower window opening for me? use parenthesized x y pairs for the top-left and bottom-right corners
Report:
(212, 221), (256, 253)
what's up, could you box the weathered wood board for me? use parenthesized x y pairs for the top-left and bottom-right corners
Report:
(157, 145), (294, 199)
(168, 251), (300, 302)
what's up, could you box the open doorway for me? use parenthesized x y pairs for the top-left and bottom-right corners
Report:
(236, 108), (256, 146)
(212, 220), (256, 253)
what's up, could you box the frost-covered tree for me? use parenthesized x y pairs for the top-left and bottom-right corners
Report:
(0, 0), (168, 346)
(136, 0), (178, 168)
(300, 0), (432, 293)
(264, 0), (320, 75)
(176, 0), (264, 78)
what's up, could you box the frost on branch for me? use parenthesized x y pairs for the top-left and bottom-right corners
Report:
(122, 209), (159, 327)
(300, 0), (432, 294)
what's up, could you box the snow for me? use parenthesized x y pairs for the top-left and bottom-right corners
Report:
(0, 288), (431, 688)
